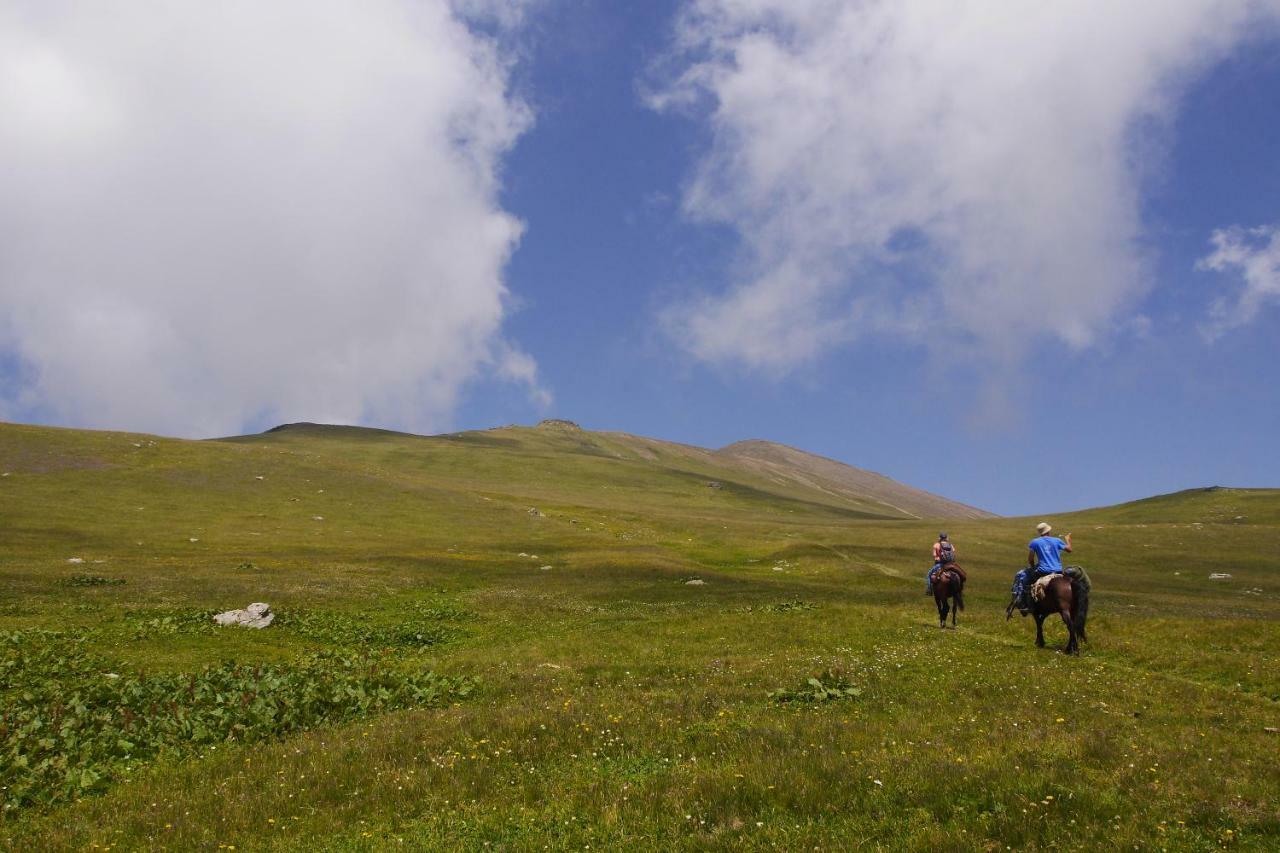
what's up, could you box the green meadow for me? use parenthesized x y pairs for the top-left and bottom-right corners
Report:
(0, 420), (1276, 850)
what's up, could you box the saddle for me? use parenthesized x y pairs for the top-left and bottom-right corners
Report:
(1030, 573), (1055, 602)
(938, 564), (966, 584)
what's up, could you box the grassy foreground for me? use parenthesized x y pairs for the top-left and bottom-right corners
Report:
(0, 420), (1276, 850)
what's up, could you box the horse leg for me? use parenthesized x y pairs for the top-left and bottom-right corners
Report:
(1060, 607), (1077, 655)
(1034, 613), (1046, 647)
(950, 594), (958, 627)
(937, 596), (947, 628)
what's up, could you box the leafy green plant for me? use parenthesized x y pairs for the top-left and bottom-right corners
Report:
(0, 628), (474, 813)
(61, 575), (126, 587)
(738, 599), (816, 614)
(769, 669), (862, 703)
(126, 608), (217, 638)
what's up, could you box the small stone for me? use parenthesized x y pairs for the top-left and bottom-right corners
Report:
(685, 579), (706, 586)
(539, 565), (553, 571)
(312, 516), (324, 521)
(1209, 573), (1232, 580)
(255, 475), (265, 480)
(67, 557), (84, 564)
(189, 537), (199, 543)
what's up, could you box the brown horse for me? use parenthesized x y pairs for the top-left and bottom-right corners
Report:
(932, 564), (965, 629)
(1006, 569), (1091, 655)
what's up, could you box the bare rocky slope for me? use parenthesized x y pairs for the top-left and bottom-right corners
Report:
(713, 439), (994, 520)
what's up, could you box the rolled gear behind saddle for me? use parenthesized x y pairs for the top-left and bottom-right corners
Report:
(1064, 564), (1091, 592)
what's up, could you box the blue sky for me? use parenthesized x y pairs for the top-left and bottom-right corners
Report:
(2, 1), (1279, 515)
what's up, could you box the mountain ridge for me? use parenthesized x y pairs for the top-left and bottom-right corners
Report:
(251, 419), (996, 520)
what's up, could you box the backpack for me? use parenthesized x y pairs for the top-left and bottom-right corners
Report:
(938, 541), (954, 564)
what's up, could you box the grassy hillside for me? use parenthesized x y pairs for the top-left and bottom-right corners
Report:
(0, 420), (1276, 850)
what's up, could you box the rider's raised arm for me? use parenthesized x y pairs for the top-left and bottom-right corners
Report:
(1063, 533), (1073, 552)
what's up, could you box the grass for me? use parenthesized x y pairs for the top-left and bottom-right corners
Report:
(0, 419), (1276, 850)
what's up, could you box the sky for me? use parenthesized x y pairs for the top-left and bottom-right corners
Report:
(2, 0), (1279, 516)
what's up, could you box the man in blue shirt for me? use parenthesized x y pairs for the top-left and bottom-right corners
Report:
(1011, 522), (1072, 611)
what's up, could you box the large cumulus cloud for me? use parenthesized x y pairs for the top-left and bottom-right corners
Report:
(652, 0), (1280, 376)
(0, 0), (544, 436)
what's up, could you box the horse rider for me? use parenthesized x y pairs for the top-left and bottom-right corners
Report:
(1011, 521), (1072, 612)
(925, 532), (955, 595)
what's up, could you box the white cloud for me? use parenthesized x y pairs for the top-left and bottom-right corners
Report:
(652, 0), (1280, 374)
(0, 0), (545, 437)
(1198, 224), (1280, 339)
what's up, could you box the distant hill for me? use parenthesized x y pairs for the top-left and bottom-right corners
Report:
(247, 419), (995, 520)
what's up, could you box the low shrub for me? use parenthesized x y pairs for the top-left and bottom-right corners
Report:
(0, 629), (474, 814)
(61, 575), (126, 587)
(769, 669), (862, 703)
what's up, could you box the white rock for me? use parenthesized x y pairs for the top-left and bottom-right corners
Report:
(312, 516), (324, 521)
(1209, 573), (1232, 580)
(67, 557), (84, 564)
(189, 537), (199, 543)
(255, 475), (265, 480)
(685, 579), (706, 586)
(539, 565), (553, 571)
(213, 602), (274, 629)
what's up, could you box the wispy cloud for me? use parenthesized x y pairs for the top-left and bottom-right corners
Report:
(651, 0), (1280, 377)
(1198, 224), (1280, 339)
(0, 0), (546, 436)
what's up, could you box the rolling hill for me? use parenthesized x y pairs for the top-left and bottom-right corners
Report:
(226, 418), (994, 522)
(0, 417), (1275, 850)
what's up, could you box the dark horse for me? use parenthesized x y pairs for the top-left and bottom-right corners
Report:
(1006, 568), (1091, 655)
(932, 564), (966, 628)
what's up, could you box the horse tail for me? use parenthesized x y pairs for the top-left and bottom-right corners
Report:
(1068, 566), (1091, 641)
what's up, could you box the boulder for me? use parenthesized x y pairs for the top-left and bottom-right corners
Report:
(213, 602), (274, 629)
